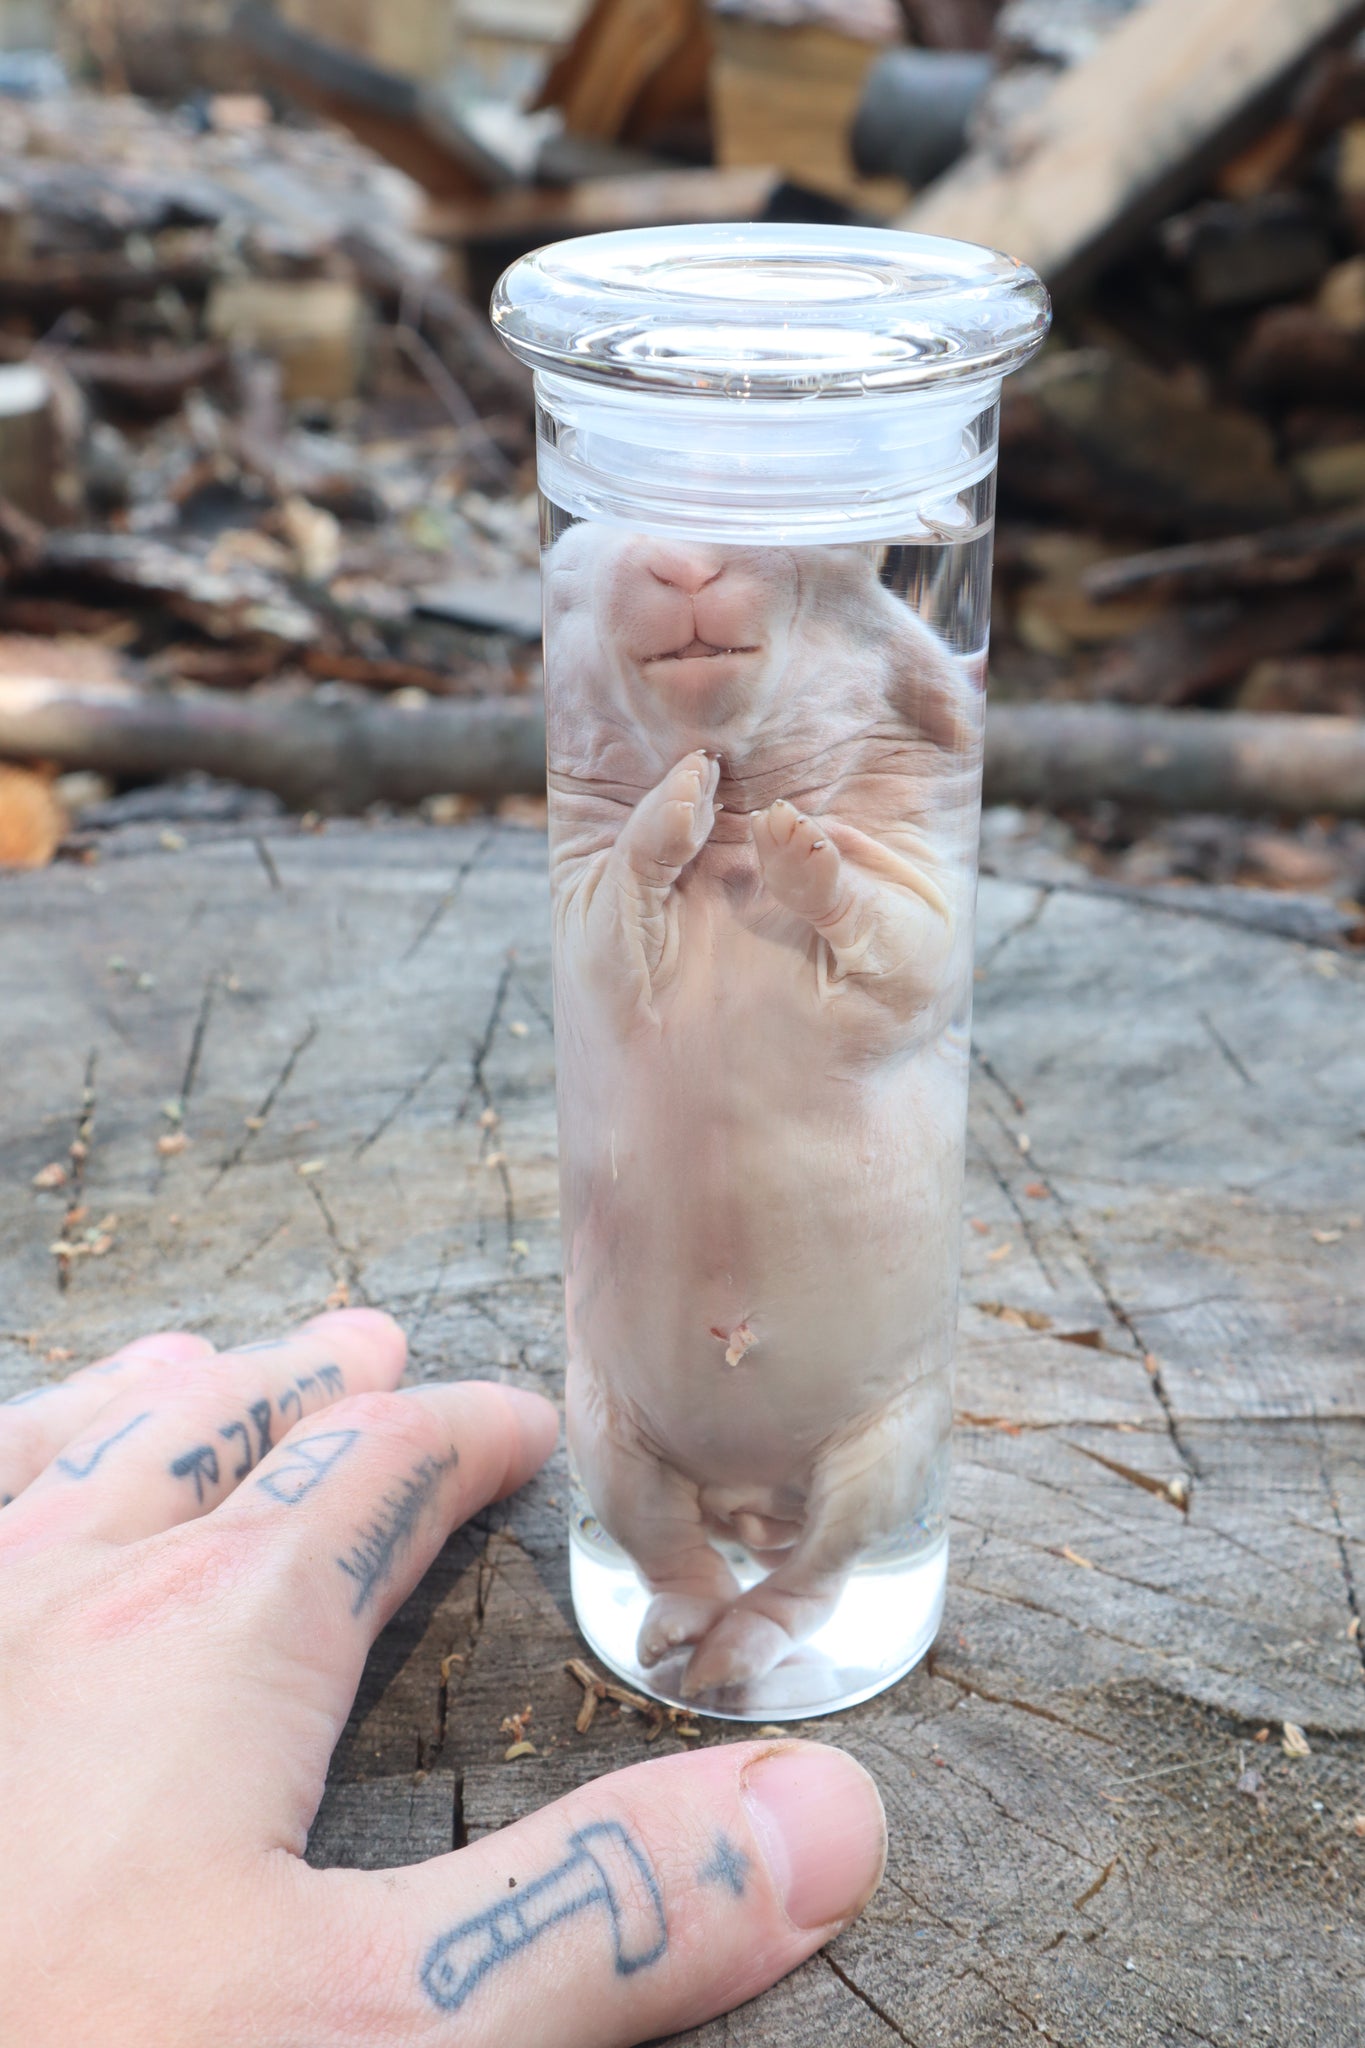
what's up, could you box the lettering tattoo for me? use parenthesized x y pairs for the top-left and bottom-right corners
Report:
(256, 1428), (359, 1505)
(219, 1399), (274, 1479)
(421, 1822), (667, 2015)
(170, 1442), (220, 1503)
(55, 1410), (152, 1479)
(336, 1451), (455, 1613)
(698, 1834), (750, 1898)
(276, 1364), (343, 1424)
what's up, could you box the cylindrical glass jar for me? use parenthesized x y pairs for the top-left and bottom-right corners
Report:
(494, 226), (1049, 1720)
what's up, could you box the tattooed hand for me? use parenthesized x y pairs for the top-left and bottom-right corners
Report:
(0, 1310), (887, 2047)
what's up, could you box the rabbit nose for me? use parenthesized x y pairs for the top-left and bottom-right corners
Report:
(646, 547), (724, 597)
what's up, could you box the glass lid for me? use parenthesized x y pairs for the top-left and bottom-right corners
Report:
(492, 223), (1050, 398)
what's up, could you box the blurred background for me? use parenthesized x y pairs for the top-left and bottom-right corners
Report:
(0, 0), (1364, 926)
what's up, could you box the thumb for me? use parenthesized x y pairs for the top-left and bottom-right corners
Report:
(294, 1741), (885, 2047)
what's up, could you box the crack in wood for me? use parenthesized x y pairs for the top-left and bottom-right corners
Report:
(253, 835), (282, 892)
(1198, 1011), (1256, 1089)
(223, 1216), (289, 1280)
(976, 886), (1050, 978)
(210, 1021), (319, 1187)
(1072, 1856), (1118, 1910)
(968, 1124), (1060, 1291)
(402, 824), (498, 963)
(950, 1959), (1074, 2047)
(306, 1175), (366, 1305)
(924, 1656), (1120, 1747)
(979, 866), (1365, 955)
(53, 1048), (97, 1295)
(1309, 1421), (1365, 1686)
(353, 1047), (448, 1160)
(822, 1952), (924, 2046)
(176, 975), (216, 1111)
(972, 1059), (1203, 1483)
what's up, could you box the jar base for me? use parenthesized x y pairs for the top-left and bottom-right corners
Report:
(568, 1525), (948, 1722)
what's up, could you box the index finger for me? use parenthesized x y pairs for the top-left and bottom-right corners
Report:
(0, 1331), (215, 1505)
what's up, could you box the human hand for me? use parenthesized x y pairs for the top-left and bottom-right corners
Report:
(0, 1310), (887, 2046)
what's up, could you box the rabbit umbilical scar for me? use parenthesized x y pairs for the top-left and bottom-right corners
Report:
(544, 520), (981, 1698)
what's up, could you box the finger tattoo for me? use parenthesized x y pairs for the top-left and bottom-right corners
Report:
(256, 1428), (359, 1504)
(55, 1411), (153, 1479)
(698, 1834), (750, 1898)
(421, 1822), (667, 2015)
(336, 1452), (455, 1614)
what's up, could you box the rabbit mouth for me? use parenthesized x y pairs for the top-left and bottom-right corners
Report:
(648, 637), (759, 663)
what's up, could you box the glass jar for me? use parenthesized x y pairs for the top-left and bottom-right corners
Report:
(493, 224), (1050, 1719)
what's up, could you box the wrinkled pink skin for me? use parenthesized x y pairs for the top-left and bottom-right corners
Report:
(544, 522), (981, 1698)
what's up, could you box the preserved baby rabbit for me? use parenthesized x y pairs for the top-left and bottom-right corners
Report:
(494, 223), (1049, 1716)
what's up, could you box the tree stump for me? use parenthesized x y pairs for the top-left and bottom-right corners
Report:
(2, 819), (1362, 2045)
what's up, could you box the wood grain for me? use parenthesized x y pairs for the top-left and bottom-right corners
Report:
(2, 822), (1362, 2045)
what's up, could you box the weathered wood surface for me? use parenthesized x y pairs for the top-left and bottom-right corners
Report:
(2, 820), (1363, 2046)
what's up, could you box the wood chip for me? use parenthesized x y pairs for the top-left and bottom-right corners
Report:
(1059, 1545), (1096, 1569)
(1282, 1721), (1312, 1758)
(156, 1131), (188, 1156)
(1310, 1228), (1343, 1244)
(296, 1159), (326, 1176)
(976, 1300), (1053, 1330)
(31, 1161), (67, 1190)
(986, 1242), (1014, 1262)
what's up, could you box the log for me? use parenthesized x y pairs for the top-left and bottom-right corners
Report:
(3, 683), (1365, 820)
(1081, 507), (1365, 600)
(982, 703), (1365, 816)
(0, 686), (548, 812)
(206, 279), (368, 405)
(0, 363), (61, 525)
(902, 0), (1365, 293)
(531, 0), (711, 149)
(1000, 349), (1295, 537)
(1234, 303), (1365, 403)
(230, 1), (508, 198)
(709, 8), (908, 211)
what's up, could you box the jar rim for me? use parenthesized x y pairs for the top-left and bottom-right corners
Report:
(492, 223), (1050, 398)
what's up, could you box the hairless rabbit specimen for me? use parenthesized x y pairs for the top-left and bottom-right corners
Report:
(544, 520), (982, 1698)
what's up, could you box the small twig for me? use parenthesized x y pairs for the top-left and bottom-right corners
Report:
(392, 305), (518, 490)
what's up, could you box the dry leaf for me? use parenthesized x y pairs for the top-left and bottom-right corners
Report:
(31, 1162), (68, 1191)
(977, 1300), (1053, 1330)
(0, 764), (65, 869)
(1253, 1727), (1270, 1743)
(1282, 1722), (1311, 1758)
